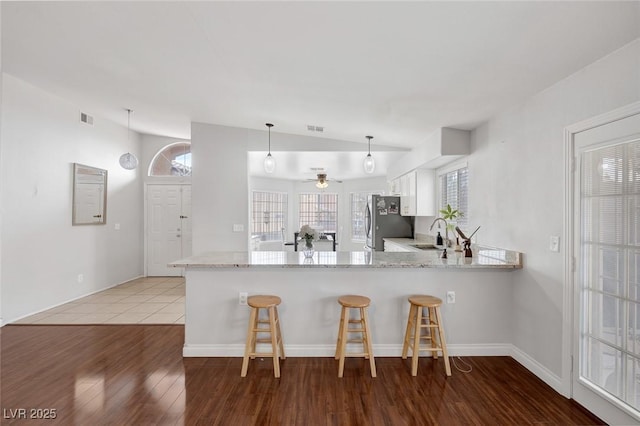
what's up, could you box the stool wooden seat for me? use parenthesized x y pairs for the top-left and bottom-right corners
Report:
(402, 295), (451, 377)
(241, 295), (285, 378)
(334, 295), (376, 378)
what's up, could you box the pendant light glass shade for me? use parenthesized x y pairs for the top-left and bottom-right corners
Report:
(264, 123), (276, 173)
(363, 135), (375, 174)
(119, 152), (138, 170)
(119, 108), (138, 170)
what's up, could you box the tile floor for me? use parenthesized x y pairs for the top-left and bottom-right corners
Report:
(12, 276), (185, 325)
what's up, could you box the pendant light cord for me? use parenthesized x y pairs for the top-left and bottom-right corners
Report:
(366, 135), (373, 155)
(266, 123), (274, 155)
(127, 108), (133, 144)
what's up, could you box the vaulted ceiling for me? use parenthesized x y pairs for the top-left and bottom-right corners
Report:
(3, 1), (639, 178)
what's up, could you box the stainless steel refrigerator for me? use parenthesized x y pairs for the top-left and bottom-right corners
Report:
(365, 195), (414, 251)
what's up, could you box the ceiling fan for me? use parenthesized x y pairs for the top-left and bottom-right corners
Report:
(304, 173), (343, 189)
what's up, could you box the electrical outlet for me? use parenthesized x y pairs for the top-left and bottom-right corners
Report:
(446, 291), (455, 304)
(549, 235), (560, 252)
(239, 292), (248, 305)
(77, 274), (84, 283)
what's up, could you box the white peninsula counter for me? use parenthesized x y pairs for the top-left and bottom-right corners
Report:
(171, 247), (522, 358)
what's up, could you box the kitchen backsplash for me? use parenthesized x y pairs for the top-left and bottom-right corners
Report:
(414, 216), (437, 237)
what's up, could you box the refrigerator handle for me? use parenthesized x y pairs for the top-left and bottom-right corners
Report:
(365, 203), (372, 239)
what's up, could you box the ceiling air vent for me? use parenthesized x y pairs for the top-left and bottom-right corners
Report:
(80, 112), (94, 125)
(307, 125), (324, 132)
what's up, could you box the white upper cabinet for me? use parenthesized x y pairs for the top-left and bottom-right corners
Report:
(399, 169), (435, 217)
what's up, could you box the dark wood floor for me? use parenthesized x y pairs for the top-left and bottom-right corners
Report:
(1, 325), (602, 425)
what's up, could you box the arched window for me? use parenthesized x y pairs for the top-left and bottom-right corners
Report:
(148, 142), (192, 176)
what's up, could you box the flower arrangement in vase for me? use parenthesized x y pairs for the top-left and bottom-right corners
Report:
(299, 225), (318, 257)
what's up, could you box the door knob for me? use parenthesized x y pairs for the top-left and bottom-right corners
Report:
(180, 215), (188, 219)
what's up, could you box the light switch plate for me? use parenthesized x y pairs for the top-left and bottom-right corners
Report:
(550, 235), (560, 252)
(233, 224), (244, 232)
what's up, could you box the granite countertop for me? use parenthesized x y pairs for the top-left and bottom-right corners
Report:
(170, 246), (522, 269)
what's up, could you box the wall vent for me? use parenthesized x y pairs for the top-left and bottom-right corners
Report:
(307, 125), (324, 132)
(80, 112), (94, 125)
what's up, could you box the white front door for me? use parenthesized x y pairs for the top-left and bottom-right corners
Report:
(572, 111), (640, 424)
(147, 184), (192, 276)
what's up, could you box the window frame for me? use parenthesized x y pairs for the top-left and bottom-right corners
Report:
(437, 161), (469, 232)
(298, 192), (339, 234)
(148, 142), (192, 177)
(251, 190), (288, 242)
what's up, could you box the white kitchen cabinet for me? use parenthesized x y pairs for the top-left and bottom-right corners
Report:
(389, 178), (401, 195)
(400, 169), (435, 216)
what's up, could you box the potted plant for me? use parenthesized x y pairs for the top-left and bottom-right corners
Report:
(439, 204), (463, 233)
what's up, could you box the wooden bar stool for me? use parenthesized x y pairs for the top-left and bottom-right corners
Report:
(334, 295), (376, 378)
(241, 295), (285, 378)
(402, 295), (451, 377)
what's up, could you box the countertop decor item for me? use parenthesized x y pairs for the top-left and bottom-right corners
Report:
(263, 123), (276, 173)
(456, 226), (480, 258)
(299, 225), (318, 257)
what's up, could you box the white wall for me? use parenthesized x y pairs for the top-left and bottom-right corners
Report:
(469, 39), (640, 377)
(0, 74), (144, 323)
(191, 123), (250, 252)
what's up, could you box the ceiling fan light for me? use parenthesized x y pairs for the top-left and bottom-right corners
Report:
(315, 173), (329, 188)
(363, 154), (375, 174)
(264, 153), (276, 173)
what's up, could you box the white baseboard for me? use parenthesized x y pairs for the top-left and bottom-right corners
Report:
(183, 342), (513, 358)
(511, 344), (564, 396)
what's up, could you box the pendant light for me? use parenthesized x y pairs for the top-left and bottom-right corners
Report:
(363, 135), (375, 174)
(263, 123), (276, 173)
(119, 108), (139, 170)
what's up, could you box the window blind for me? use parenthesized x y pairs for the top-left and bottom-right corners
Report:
(440, 167), (468, 230)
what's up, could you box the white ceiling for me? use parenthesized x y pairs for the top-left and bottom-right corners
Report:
(3, 1), (639, 178)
